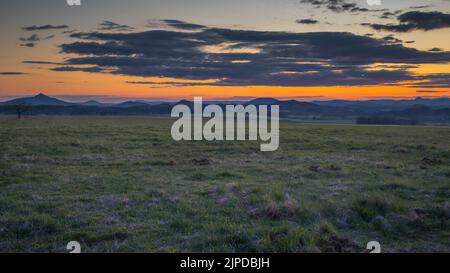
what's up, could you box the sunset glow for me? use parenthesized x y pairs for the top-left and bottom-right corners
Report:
(1, 0), (449, 102)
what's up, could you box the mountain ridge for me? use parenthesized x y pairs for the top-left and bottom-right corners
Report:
(1, 93), (450, 108)
(2, 93), (72, 106)
(1, 93), (449, 124)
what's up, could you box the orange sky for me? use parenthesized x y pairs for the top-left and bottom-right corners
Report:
(0, 1), (449, 101)
(1, 63), (448, 101)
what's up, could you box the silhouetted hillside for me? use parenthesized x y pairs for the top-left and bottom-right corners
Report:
(1, 94), (449, 125)
(2, 93), (71, 106)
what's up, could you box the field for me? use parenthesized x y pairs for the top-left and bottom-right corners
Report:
(0, 117), (449, 253)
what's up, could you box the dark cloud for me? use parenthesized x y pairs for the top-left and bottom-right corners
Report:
(409, 5), (431, 10)
(407, 74), (450, 88)
(20, 34), (40, 42)
(380, 35), (403, 45)
(98, 21), (135, 32)
(379, 10), (403, 19)
(22, 24), (69, 31)
(20, 43), (35, 48)
(162, 19), (206, 30)
(369, 11), (450, 32)
(0, 72), (27, 75)
(47, 21), (450, 87)
(416, 90), (445, 93)
(51, 66), (103, 73)
(300, 0), (384, 13)
(380, 12), (395, 19)
(19, 34), (55, 47)
(62, 30), (76, 34)
(296, 19), (319, 24)
(371, 64), (418, 70)
(22, 60), (61, 65)
(20, 34), (54, 42)
(126, 81), (210, 87)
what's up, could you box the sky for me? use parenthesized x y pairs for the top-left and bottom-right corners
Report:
(0, 0), (449, 102)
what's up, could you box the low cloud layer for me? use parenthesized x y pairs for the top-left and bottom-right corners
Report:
(98, 21), (135, 32)
(162, 19), (206, 30)
(0, 72), (27, 75)
(22, 19), (449, 88)
(19, 34), (55, 47)
(296, 19), (319, 24)
(300, 0), (382, 13)
(369, 11), (450, 32)
(22, 24), (69, 31)
(408, 74), (450, 88)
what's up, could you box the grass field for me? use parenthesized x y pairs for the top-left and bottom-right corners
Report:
(0, 117), (449, 253)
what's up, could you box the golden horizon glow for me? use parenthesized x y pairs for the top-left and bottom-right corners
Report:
(1, 71), (449, 101)
(1, 64), (449, 101)
(1, 1), (450, 101)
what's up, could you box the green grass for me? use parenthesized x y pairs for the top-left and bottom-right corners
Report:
(0, 116), (449, 253)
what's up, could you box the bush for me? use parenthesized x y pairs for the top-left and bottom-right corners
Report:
(356, 116), (418, 125)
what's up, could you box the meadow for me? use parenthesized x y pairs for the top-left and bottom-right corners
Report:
(0, 117), (448, 253)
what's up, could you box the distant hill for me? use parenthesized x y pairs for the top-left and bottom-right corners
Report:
(314, 97), (450, 109)
(2, 93), (72, 106)
(80, 100), (112, 107)
(0, 93), (449, 125)
(115, 101), (152, 108)
(278, 100), (322, 112)
(376, 105), (450, 122)
(247, 98), (280, 105)
(174, 100), (194, 109)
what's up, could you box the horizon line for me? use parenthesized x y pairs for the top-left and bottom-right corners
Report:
(1, 93), (449, 104)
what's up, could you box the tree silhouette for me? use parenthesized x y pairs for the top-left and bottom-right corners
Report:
(13, 103), (32, 119)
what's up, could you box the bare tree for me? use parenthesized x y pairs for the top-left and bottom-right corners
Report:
(13, 103), (32, 119)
